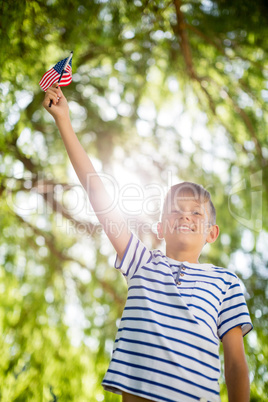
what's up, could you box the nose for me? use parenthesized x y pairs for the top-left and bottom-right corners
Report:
(172, 212), (191, 225)
(179, 213), (191, 221)
(172, 213), (191, 230)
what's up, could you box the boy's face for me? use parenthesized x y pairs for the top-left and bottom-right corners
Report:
(158, 195), (219, 253)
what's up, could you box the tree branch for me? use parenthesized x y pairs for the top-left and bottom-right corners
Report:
(173, 0), (195, 79)
(15, 213), (125, 305)
(172, 0), (264, 163)
(173, 0), (216, 114)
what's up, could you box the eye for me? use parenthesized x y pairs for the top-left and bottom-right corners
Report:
(193, 211), (201, 215)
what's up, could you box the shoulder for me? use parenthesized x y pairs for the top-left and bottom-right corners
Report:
(201, 263), (240, 282)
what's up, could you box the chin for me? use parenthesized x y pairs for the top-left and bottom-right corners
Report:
(168, 234), (194, 246)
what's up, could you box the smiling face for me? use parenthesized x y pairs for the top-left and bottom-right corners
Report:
(157, 182), (219, 262)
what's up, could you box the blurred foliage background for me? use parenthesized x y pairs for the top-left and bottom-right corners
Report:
(0, 0), (268, 400)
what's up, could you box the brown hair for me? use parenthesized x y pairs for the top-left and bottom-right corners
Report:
(162, 182), (216, 225)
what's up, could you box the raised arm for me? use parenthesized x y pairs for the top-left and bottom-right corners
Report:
(43, 85), (131, 260)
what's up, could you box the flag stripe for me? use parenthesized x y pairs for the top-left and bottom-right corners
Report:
(39, 56), (72, 91)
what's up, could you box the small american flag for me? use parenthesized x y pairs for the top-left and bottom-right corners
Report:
(39, 55), (72, 91)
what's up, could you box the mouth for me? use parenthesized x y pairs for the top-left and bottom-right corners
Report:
(174, 225), (194, 232)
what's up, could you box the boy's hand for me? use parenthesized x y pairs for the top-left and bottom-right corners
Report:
(42, 84), (69, 121)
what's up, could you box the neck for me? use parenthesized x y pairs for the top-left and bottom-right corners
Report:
(165, 245), (200, 264)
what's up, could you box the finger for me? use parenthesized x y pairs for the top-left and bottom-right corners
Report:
(52, 82), (62, 92)
(43, 92), (57, 107)
(47, 92), (58, 106)
(46, 87), (62, 104)
(55, 85), (63, 98)
(52, 83), (61, 96)
(46, 86), (61, 97)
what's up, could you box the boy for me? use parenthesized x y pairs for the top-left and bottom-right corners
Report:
(43, 85), (252, 402)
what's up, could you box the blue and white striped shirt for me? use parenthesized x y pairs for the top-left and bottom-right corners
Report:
(102, 233), (252, 402)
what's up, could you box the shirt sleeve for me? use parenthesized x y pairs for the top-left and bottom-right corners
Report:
(114, 232), (152, 282)
(217, 276), (253, 340)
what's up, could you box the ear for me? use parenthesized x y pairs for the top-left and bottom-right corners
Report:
(157, 221), (164, 240)
(206, 224), (220, 244)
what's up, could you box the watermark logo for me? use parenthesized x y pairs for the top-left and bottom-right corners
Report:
(4, 169), (263, 235)
(228, 170), (262, 232)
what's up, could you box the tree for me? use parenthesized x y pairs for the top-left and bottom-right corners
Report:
(0, 0), (267, 400)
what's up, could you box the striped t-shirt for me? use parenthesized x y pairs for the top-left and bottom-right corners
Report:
(102, 233), (252, 402)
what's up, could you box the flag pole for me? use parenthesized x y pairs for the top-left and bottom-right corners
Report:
(49, 51), (73, 108)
